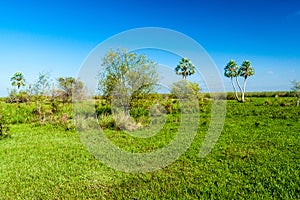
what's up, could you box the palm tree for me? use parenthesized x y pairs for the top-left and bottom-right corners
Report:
(224, 60), (241, 101)
(291, 80), (300, 106)
(175, 58), (195, 79)
(239, 60), (255, 102)
(11, 72), (26, 91)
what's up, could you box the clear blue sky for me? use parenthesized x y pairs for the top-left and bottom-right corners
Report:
(1, 0), (300, 96)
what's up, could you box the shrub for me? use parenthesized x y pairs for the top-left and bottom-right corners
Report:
(171, 80), (200, 98)
(130, 107), (149, 119)
(114, 112), (142, 131)
(98, 114), (116, 130)
(95, 105), (112, 116)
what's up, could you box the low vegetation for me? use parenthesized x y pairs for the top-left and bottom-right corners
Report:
(0, 94), (299, 199)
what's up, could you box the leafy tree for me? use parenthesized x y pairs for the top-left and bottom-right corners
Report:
(29, 72), (52, 121)
(98, 49), (158, 113)
(291, 80), (300, 106)
(33, 72), (51, 96)
(10, 72), (26, 91)
(224, 60), (255, 102)
(57, 77), (85, 103)
(175, 58), (195, 79)
(239, 60), (255, 102)
(171, 80), (201, 98)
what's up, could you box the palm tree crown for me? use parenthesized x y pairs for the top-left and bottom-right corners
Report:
(175, 58), (195, 79)
(11, 72), (26, 89)
(239, 60), (255, 79)
(224, 60), (239, 78)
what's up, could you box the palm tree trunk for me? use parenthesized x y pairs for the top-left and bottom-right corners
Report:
(235, 77), (242, 93)
(242, 78), (247, 102)
(231, 77), (240, 102)
(235, 76), (243, 102)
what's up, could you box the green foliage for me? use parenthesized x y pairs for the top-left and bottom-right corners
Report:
(291, 80), (300, 106)
(31, 72), (52, 96)
(175, 57), (195, 79)
(0, 114), (9, 139)
(57, 77), (85, 103)
(171, 79), (200, 98)
(6, 91), (30, 103)
(239, 60), (255, 79)
(224, 60), (239, 78)
(291, 80), (300, 92)
(8, 72), (29, 103)
(0, 97), (299, 199)
(98, 49), (159, 98)
(10, 72), (26, 90)
(95, 104), (112, 116)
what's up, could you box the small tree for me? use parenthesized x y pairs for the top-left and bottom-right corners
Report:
(98, 49), (159, 113)
(291, 80), (300, 106)
(10, 72), (26, 91)
(57, 77), (85, 103)
(9, 72), (27, 104)
(33, 72), (51, 97)
(224, 60), (255, 102)
(29, 72), (52, 121)
(171, 80), (201, 98)
(175, 58), (195, 79)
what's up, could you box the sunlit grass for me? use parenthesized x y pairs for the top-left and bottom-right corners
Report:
(0, 97), (299, 199)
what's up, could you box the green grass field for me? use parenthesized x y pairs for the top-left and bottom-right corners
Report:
(0, 97), (299, 199)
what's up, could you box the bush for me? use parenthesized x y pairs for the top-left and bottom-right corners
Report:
(98, 114), (116, 130)
(171, 80), (200, 98)
(130, 107), (149, 119)
(6, 91), (30, 103)
(114, 112), (142, 131)
(95, 104), (112, 116)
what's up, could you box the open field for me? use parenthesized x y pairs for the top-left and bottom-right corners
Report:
(0, 96), (299, 199)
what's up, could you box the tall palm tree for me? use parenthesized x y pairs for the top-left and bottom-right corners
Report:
(291, 80), (300, 106)
(224, 60), (241, 101)
(239, 60), (255, 102)
(175, 58), (195, 79)
(10, 72), (26, 90)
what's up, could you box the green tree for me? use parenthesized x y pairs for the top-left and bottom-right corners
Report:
(239, 60), (255, 102)
(171, 80), (201, 98)
(9, 72), (27, 104)
(33, 72), (51, 96)
(10, 72), (26, 91)
(58, 77), (85, 103)
(224, 60), (255, 102)
(291, 80), (300, 106)
(98, 49), (158, 113)
(175, 58), (195, 79)
(29, 72), (52, 121)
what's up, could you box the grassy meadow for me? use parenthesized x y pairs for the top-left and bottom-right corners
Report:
(0, 94), (299, 199)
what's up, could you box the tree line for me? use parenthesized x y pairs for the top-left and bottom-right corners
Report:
(7, 72), (85, 104)
(6, 48), (300, 106)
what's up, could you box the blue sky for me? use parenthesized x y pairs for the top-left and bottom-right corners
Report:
(0, 0), (300, 96)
